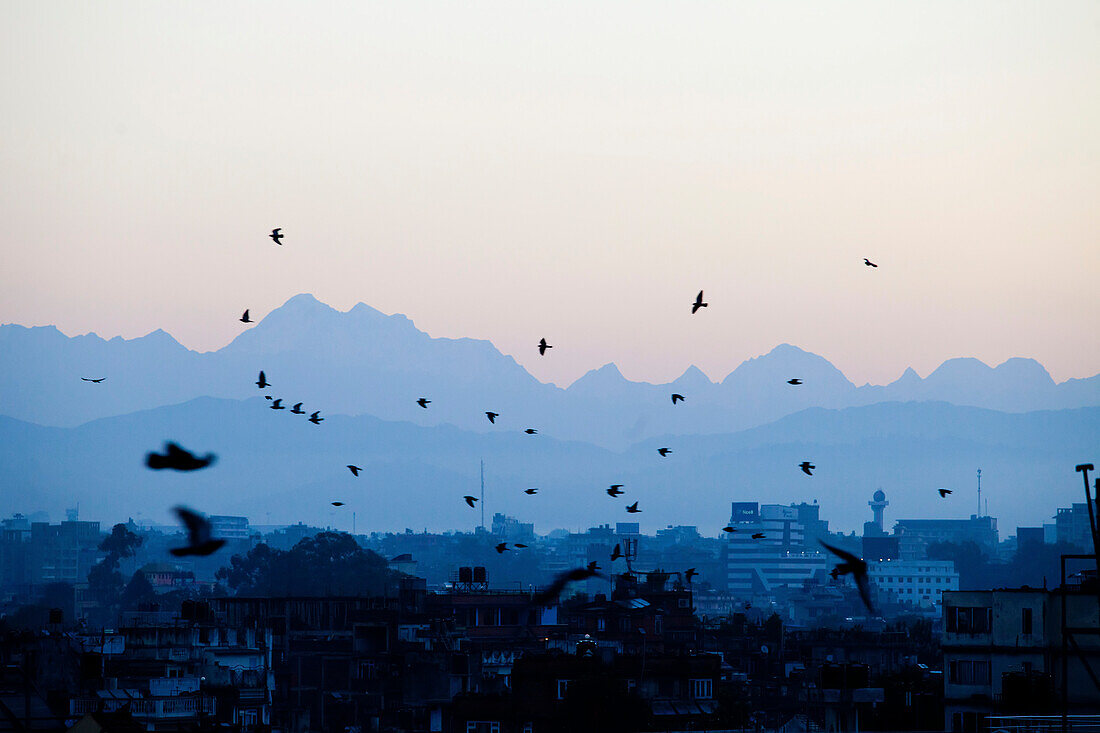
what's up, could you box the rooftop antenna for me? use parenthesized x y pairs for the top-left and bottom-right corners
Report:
(480, 460), (485, 530)
(976, 468), (982, 517)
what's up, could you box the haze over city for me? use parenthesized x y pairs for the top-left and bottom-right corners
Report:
(1, 4), (1099, 731)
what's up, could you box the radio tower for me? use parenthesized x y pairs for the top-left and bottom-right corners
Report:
(976, 468), (982, 517)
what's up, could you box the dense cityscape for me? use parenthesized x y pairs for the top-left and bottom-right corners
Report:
(1, 480), (1097, 731)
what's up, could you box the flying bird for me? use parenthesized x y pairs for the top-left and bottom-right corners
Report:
(331, 502), (345, 507)
(524, 488), (538, 495)
(485, 412), (499, 424)
(722, 526), (737, 533)
(264, 396), (272, 400)
(692, 290), (708, 314)
(347, 465), (361, 477)
(308, 411), (323, 424)
(514, 543), (528, 549)
(787, 379), (802, 385)
(464, 495), (478, 508)
(587, 561), (600, 572)
(524, 428), (537, 435)
(607, 486), (624, 497)
(611, 543), (623, 561)
(495, 543), (510, 554)
(239, 309), (252, 323)
(658, 448), (672, 457)
(626, 501), (641, 513)
(145, 442), (216, 471)
(256, 371), (269, 389)
(417, 398), (431, 409)
(270, 398), (285, 410)
(864, 258), (877, 268)
(752, 533), (765, 540)
(685, 568), (698, 584)
(290, 402), (305, 414)
(532, 566), (603, 606)
(170, 507), (227, 557)
(538, 338), (552, 356)
(799, 461), (815, 476)
(81, 377), (106, 383)
(671, 393), (684, 404)
(938, 488), (952, 498)
(270, 228), (284, 245)
(820, 541), (874, 613)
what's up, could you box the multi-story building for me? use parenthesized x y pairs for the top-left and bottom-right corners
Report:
(1055, 504), (1095, 550)
(62, 601), (274, 730)
(27, 520), (103, 587)
(491, 513), (535, 543)
(941, 585), (1100, 731)
(725, 502), (827, 597)
(893, 515), (999, 560)
(866, 559), (958, 611)
(207, 515), (251, 542)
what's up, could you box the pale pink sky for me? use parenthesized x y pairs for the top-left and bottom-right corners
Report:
(1, 1), (1098, 386)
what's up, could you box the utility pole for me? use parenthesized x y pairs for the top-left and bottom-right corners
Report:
(976, 468), (982, 517)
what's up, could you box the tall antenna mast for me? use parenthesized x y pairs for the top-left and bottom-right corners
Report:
(480, 460), (485, 530)
(976, 468), (982, 517)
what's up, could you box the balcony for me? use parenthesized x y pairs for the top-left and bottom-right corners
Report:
(70, 694), (215, 720)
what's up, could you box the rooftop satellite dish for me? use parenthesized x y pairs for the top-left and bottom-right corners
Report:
(760, 644), (769, 654)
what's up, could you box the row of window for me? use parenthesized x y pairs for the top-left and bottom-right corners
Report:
(945, 606), (1034, 635)
(555, 678), (712, 700)
(948, 659), (991, 685)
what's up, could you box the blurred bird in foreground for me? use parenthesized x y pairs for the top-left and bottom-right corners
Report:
(820, 541), (874, 613)
(170, 507), (226, 557)
(145, 443), (216, 471)
(532, 566), (603, 606)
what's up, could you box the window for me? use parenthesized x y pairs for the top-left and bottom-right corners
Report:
(691, 678), (713, 699)
(1022, 607), (1033, 635)
(556, 679), (571, 700)
(597, 618), (605, 632)
(946, 606), (992, 634)
(466, 723), (500, 733)
(949, 660), (991, 685)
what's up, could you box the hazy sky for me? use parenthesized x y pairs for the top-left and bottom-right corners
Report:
(2, 1), (1098, 387)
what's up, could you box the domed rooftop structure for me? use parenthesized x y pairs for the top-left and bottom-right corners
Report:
(873, 489), (886, 502)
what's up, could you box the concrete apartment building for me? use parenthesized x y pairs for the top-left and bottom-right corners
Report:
(941, 587), (1100, 731)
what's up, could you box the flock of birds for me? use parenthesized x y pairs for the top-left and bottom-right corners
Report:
(79, 230), (940, 610)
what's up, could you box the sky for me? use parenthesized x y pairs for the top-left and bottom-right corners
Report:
(2, 1), (1098, 388)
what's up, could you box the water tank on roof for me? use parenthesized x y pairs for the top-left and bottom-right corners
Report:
(473, 566), (487, 584)
(458, 567), (472, 584)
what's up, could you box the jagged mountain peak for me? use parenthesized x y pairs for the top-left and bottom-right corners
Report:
(671, 365), (714, 388)
(721, 343), (853, 387)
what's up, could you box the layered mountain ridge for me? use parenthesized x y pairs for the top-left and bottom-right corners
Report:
(2, 293), (1097, 449)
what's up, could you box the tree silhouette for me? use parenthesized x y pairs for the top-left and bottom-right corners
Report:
(217, 532), (402, 596)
